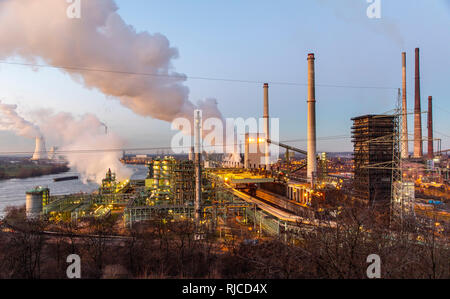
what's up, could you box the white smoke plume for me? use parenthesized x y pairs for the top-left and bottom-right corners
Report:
(0, 100), (41, 138)
(0, 0), (222, 123)
(0, 101), (132, 184)
(32, 110), (133, 184)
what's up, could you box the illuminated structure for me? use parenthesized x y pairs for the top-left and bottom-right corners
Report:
(244, 133), (267, 169)
(146, 157), (197, 205)
(286, 183), (313, 207)
(318, 152), (328, 180)
(100, 168), (117, 194)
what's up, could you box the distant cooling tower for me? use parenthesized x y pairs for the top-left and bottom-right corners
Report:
(31, 136), (48, 161)
(48, 146), (57, 160)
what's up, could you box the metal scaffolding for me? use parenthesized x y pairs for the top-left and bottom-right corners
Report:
(352, 114), (396, 204)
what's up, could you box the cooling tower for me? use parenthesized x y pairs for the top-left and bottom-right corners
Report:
(48, 146), (57, 160)
(31, 136), (48, 161)
(307, 53), (317, 182)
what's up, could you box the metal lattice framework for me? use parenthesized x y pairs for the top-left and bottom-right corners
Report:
(352, 115), (396, 204)
(352, 90), (415, 222)
(392, 89), (416, 221)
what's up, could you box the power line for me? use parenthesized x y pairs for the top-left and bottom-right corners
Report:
(434, 104), (450, 115)
(0, 60), (398, 90)
(0, 143), (239, 156)
(280, 135), (351, 143)
(434, 130), (450, 138)
(0, 134), (354, 155)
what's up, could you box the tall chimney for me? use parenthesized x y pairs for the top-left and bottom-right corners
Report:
(307, 53), (317, 183)
(414, 48), (423, 158)
(428, 96), (433, 159)
(263, 83), (270, 166)
(401, 52), (409, 159)
(194, 110), (202, 227)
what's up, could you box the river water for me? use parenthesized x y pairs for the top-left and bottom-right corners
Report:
(0, 165), (148, 217)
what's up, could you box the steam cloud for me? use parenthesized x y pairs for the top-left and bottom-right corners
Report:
(0, 0), (222, 123)
(0, 101), (41, 138)
(0, 101), (132, 184)
(32, 110), (133, 184)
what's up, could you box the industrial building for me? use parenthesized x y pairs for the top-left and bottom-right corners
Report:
(352, 115), (395, 204)
(244, 133), (267, 169)
(22, 50), (449, 239)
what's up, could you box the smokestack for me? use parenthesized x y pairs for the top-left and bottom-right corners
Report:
(401, 52), (409, 159)
(307, 53), (317, 183)
(414, 48), (423, 158)
(428, 96), (434, 159)
(263, 83), (270, 166)
(31, 136), (47, 161)
(194, 110), (202, 227)
(189, 146), (194, 161)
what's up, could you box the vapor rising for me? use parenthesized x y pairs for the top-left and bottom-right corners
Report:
(32, 111), (133, 184)
(0, 0), (222, 123)
(0, 101), (131, 184)
(0, 101), (41, 138)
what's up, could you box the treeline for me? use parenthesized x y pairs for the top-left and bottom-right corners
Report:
(0, 204), (448, 279)
(0, 163), (69, 180)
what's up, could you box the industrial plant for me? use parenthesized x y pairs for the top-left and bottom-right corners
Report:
(1, 0), (449, 284)
(21, 50), (449, 242)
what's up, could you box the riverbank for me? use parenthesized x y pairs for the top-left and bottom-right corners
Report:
(0, 165), (146, 217)
(0, 158), (69, 180)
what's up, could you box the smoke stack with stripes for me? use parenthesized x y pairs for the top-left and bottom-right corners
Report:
(428, 96), (433, 159)
(401, 52), (409, 159)
(414, 48), (423, 158)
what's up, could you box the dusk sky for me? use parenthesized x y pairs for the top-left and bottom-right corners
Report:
(0, 0), (449, 154)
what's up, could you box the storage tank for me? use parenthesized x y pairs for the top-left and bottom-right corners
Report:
(26, 186), (49, 219)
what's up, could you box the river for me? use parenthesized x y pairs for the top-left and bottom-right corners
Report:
(0, 165), (148, 217)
